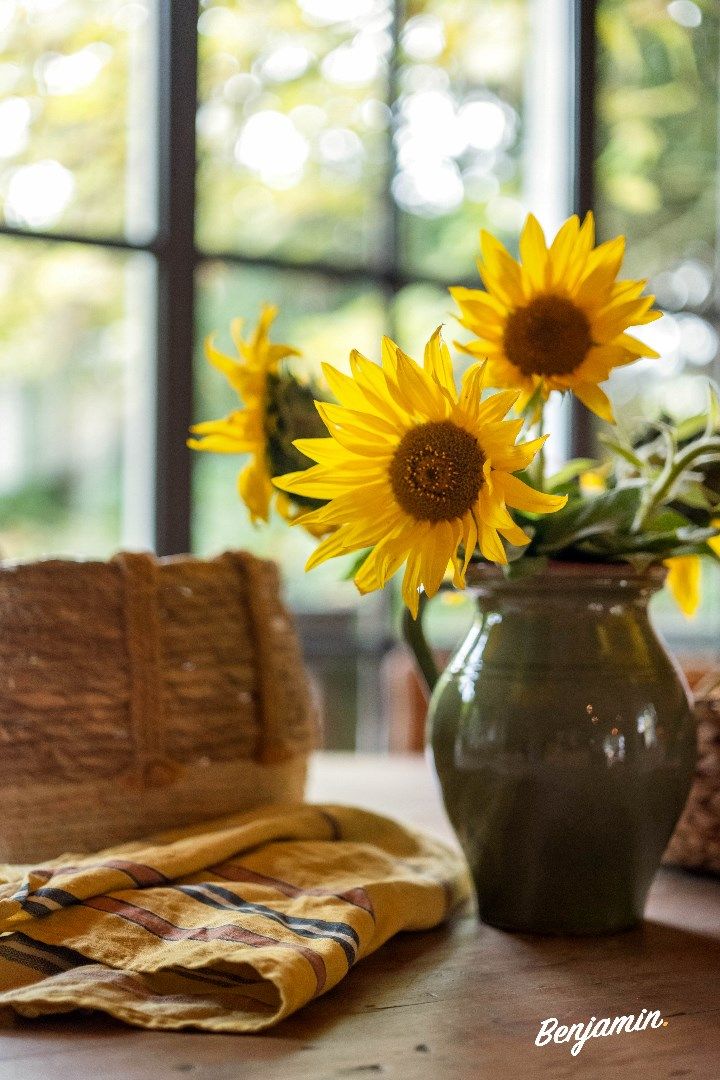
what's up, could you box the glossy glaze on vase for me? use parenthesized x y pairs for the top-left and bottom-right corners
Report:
(427, 565), (696, 935)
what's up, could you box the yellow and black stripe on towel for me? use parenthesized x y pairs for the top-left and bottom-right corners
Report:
(0, 805), (471, 1032)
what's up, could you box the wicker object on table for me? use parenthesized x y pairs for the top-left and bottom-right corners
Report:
(0, 550), (317, 863)
(664, 678), (720, 875)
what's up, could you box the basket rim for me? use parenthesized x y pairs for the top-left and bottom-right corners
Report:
(0, 550), (273, 573)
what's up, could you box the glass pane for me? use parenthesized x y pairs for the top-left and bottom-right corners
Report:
(0, 237), (155, 557)
(196, 0), (392, 265)
(395, 0), (530, 280)
(598, 0), (720, 424)
(192, 261), (387, 610)
(596, 0), (718, 279)
(392, 280), (453, 357)
(0, 0), (156, 240)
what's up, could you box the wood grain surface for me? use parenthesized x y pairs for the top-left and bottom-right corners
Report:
(0, 752), (717, 1080)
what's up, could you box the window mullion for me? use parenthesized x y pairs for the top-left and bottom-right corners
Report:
(153, 0), (199, 555)
(569, 0), (598, 457)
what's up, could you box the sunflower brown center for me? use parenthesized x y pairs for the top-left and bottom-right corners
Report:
(389, 420), (484, 522)
(503, 294), (592, 377)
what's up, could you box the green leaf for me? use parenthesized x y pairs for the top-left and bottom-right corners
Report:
(672, 483), (720, 512)
(644, 507), (692, 532)
(598, 433), (646, 471)
(705, 380), (720, 438)
(545, 458), (598, 493)
(579, 537), (716, 560)
(574, 515), (719, 559)
(534, 483), (644, 556)
(674, 413), (708, 444)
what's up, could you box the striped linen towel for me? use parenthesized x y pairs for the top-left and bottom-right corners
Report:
(0, 804), (471, 1032)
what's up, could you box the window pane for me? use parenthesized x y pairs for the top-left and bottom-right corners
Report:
(396, 0), (530, 280)
(0, 0), (156, 240)
(0, 238), (155, 557)
(392, 280), (453, 357)
(196, 0), (392, 265)
(598, 0), (720, 424)
(596, 0), (718, 279)
(192, 261), (387, 610)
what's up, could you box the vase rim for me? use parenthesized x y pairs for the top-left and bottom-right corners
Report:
(465, 559), (667, 592)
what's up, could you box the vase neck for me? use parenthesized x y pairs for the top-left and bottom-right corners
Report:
(468, 565), (664, 612)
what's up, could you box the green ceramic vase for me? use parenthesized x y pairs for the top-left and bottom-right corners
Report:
(406, 564), (696, 935)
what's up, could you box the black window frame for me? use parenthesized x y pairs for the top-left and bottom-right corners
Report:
(0, 0), (599, 556)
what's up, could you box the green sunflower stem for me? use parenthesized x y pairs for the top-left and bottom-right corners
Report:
(401, 591), (439, 698)
(528, 400), (547, 493)
(631, 437), (720, 534)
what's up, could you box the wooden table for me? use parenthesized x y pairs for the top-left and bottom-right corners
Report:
(0, 752), (718, 1079)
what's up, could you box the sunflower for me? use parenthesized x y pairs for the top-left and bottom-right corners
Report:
(451, 212), (662, 422)
(188, 305), (325, 525)
(273, 329), (567, 616)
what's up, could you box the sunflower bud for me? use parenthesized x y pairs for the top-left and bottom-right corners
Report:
(265, 372), (329, 512)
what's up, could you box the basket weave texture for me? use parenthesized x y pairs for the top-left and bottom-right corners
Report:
(663, 689), (720, 875)
(0, 550), (317, 862)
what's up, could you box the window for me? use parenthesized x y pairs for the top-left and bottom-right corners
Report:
(2, 0), (719, 740)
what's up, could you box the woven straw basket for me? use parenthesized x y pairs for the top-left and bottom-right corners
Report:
(664, 675), (720, 875)
(0, 551), (317, 863)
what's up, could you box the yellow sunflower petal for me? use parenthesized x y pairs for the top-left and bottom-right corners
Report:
(498, 521), (531, 547)
(423, 326), (456, 396)
(709, 518), (720, 558)
(401, 544), (427, 619)
(238, 456), (273, 524)
(186, 433), (258, 454)
(315, 400), (400, 439)
(250, 303), (279, 350)
(274, 465), (385, 499)
(478, 523), (507, 564)
(461, 511), (479, 575)
(320, 362), (373, 412)
(664, 556), (701, 618)
(488, 433), (547, 473)
(548, 215), (580, 285)
(380, 335), (400, 380)
(389, 344), (451, 418)
(479, 231), (526, 306)
(493, 472), (568, 514)
(572, 382), (615, 423)
(449, 285), (507, 322)
(421, 520), (461, 599)
(354, 520), (420, 593)
(349, 350), (412, 425)
(458, 361), (488, 416)
(614, 332), (661, 360)
(573, 236), (626, 307)
(518, 213), (549, 293)
(292, 437), (349, 465)
(592, 296), (657, 342)
(204, 336), (248, 397)
(475, 388), (521, 424)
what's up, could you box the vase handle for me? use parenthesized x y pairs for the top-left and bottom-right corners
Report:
(401, 590), (441, 700)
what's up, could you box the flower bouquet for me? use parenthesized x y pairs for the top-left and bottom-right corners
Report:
(191, 213), (720, 933)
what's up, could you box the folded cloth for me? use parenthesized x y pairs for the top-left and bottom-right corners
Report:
(0, 804), (470, 1032)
